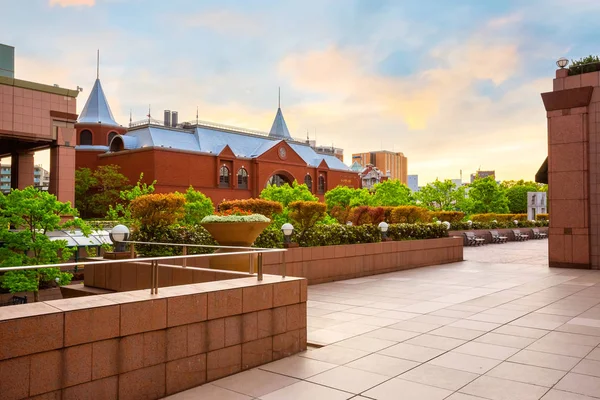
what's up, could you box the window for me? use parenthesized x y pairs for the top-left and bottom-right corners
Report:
(237, 168), (248, 189)
(304, 175), (312, 191)
(219, 166), (230, 188)
(107, 132), (117, 145)
(317, 175), (325, 193)
(80, 130), (92, 145)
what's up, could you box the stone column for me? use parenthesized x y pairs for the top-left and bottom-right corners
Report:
(10, 151), (34, 190)
(49, 145), (75, 205)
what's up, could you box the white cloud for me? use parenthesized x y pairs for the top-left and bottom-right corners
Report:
(49, 0), (95, 7)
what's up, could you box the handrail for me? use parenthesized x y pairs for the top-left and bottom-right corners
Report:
(0, 243), (287, 294)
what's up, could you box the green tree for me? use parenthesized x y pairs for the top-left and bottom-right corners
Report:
(324, 186), (373, 210)
(181, 186), (214, 225)
(260, 181), (317, 207)
(371, 180), (413, 206)
(107, 173), (156, 224)
(0, 188), (90, 301)
(75, 165), (131, 218)
(416, 179), (462, 210)
(468, 176), (509, 214)
(501, 180), (547, 214)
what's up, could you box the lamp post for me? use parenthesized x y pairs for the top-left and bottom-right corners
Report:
(378, 221), (389, 241)
(556, 57), (569, 69)
(109, 224), (130, 253)
(281, 223), (294, 248)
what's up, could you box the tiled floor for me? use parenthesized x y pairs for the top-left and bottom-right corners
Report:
(165, 240), (600, 399)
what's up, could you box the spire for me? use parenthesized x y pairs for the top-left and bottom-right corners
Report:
(78, 64), (120, 126)
(268, 88), (292, 140)
(96, 49), (99, 79)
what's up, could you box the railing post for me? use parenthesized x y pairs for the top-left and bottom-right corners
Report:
(182, 246), (187, 268)
(130, 243), (135, 259)
(257, 252), (263, 281)
(249, 252), (254, 275)
(154, 260), (159, 294)
(150, 260), (155, 294)
(281, 251), (286, 279)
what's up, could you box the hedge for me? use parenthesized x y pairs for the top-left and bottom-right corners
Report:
(390, 206), (430, 223)
(289, 201), (327, 236)
(536, 213), (549, 221)
(219, 198), (283, 218)
(131, 224), (216, 256)
(471, 213), (528, 223)
(451, 220), (549, 230)
(350, 206), (385, 226)
(429, 211), (465, 223)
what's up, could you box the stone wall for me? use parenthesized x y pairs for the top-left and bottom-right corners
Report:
(0, 276), (307, 400)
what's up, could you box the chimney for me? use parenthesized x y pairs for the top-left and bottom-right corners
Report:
(164, 110), (171, 127)
(171, 111), (178, 127)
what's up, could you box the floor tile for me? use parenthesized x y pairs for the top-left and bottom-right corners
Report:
(428, 352), (501, 374)
(260, 381), (353, 400)
(335, 336), (396, 352)
(362, 378), (453, 400)
(345, 353), (419, 377)
(398, 363), (479, 391)
(259, 355), (337, 379)
(428, 326), (485, 340)
(460, 375), (548, 400)
(378, 342), (446, 363)
(299, 345), (369, 365)
(449, 319), (501, 332)
(307, 365), (389, 394)
(526, 337), (593, 358)
(541, 389), (599, 399)
(409, 315), (458, 326)
(508, 349), (581, 371)
(324, 312), (368, 322)
(345, 307), (386, 316)
(445, 393), (489, 400)
(453, 341), (519, 360)
(354, 316), (403, 327)
(586, 347), (600, 361)
(212, 369), (298, 398)
(376, 310), (421, 320)
(572, 359), (600, 378)
(404, 334), (466, 351)
(328, 321), (380, 335)
(493, 325), (550, 339)
(308, 329), (357, 345)
(163, 383), (253, 400)
(542, 331), (600, 347)
(362, 327), (420, 342)
(555, 372), (600, 398)
(473, 332), (537, 349)
(509, 314), (571, 330)
(388, 320), (442, 333)
(486, 361), (566, 387)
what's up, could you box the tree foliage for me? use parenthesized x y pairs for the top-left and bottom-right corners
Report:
(324, 186), (373, 210)
(129, 193), (186, 229)
(288, 201), (327, 238)
(416, 179), (463, 211)
(181, 186), (214, 225)
(219, 198), (282, 219)
(75, 165), (131, 218)
(0, 188), (90, 301)
(467, 176), (509, 214)
(260, 181), (317, 207)
(372, 180), (413, 206)
(501, 180), (547, 214)
(106, 173), (156, 224)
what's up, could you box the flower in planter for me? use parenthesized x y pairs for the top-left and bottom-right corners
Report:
(201, 214), (271, 223)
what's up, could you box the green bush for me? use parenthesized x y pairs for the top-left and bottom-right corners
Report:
(131, 225), (216, 256)
(254, 227), (284, 248)
(451, 219), (548, 230)
(429, 211), (465, 223)
(390, 206), (430, 223)
(182, 186), (214, 225)
(288, 201), (327, 238)
(471, 213), (528, 223)
(387, 223), (448, 241)
(294, 224), (381, 247)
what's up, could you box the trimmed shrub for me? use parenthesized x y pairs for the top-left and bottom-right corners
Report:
(219, 198), (283, 219)
(294, 224), (381, 247)
(536, 213), (549, 221)
(382, 206), (395, 223)
(430, 211), (465, 223)
(451, 219), (548, 230)
(350, 206), (385, 226)
(182, 186), (214, 225)
(387, 223), (448, 241)
(390, 206), (430, 223)
(330, 205), (352, 224)
(471, 213), (528, 223)
(288, 201), (327, 237)
(130, 193), (186, 228)
(254, 226), (284, 248)
(131, 224), (216, 256)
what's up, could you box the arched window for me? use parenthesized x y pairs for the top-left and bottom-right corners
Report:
(219, 166), (230, 188)
(304, 175), (312, 191)
(107, 132), (117, 145)
(80, 130), (92, 145)
(237, 168), (248, 189)
(318, 175), (325, 194)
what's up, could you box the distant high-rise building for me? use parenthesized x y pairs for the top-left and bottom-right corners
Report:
(351, 151), (408, 184)
(0, 43), (14, 78)
(0, 164), (50, 194)
(470, 170), (495, 183)
(408, 175), (419, 192)
(451, 178), (462, 187)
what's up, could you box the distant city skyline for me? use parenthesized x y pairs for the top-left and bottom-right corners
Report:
(1, 0), (599, 184)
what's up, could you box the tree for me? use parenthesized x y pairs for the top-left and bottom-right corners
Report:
(181, 186), (214, 225)
(75, 165), (131, 218)
(260, 181), (317, 207)
(0, 188), (90, 301)
(288, 201), (327, 239)
(468, 176), (509, 214)
(416, 179), (462, 210)
(501, 180), (548, 214)
(107, 173), (156, 224)
(324, 186), (373, 210)
(130, 193), (186, 229)
(371, 180), (413, 206)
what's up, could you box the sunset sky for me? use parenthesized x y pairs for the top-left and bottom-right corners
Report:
(1, 0), (599, 184)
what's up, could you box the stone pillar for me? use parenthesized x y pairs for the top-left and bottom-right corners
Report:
(541, 68), (599, 269)
(49, 145), (75, 205)
(10, 151), (34, 190)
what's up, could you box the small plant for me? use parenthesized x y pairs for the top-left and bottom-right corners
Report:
(569, 55), (600, 75)
(201, 214), (270, 223)
(219, 198), (283, 218)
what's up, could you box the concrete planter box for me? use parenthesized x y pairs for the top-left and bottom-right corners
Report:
(262, 237), (464, 285)
(448, 227), (549, 245)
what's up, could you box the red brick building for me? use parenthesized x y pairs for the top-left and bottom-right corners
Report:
(75, 79), (359, 203)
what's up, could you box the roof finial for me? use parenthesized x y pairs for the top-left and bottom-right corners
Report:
(196, 105), (199, 125)
(278, 87), (281, 108)
(96, 49), (99, 79)
(129, 109), (132, 125)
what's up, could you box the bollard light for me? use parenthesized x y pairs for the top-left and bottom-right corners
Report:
(281, 223), (294, 245)
(346, 221), (353, 226)
(514, 220), (519, 226)
(378, 221), (389, 240)
(556, 57), (569, 69)
(109, 224), (130, 252)
(442, 221), (451, 230)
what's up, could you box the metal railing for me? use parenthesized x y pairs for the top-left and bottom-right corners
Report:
(0, 242), (288, 295)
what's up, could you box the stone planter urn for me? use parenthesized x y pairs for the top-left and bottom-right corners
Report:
(201, 221), (270, 272)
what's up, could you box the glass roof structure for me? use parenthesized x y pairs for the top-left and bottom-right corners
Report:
(46, 230), (112, 248)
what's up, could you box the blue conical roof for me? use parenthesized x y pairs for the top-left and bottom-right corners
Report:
(268, 107), (292, 139)
(78, 78), (119, 126)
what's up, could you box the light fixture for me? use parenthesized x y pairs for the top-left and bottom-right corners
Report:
(514, 220), (519, 226)
(442, 221), (451, 230)
(281, 223), (294, 246)
(378, 221), (389, 240)
(467, 220), (473, 226)
(346, 221), (353, 226)
(109, 224), (130, 252)
(556, 57), (569, 69)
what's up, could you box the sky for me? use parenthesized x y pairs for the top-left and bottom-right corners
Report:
(1, 0), (599, 185)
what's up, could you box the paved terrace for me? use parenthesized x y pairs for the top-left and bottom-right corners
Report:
(166, 240), (600, 400)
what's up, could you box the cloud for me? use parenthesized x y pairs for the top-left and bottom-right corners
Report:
(49, 0), (95, 7)
(182, 9), (264, 36)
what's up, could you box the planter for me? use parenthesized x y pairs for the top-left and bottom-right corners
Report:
(201, 221), (270, 272)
